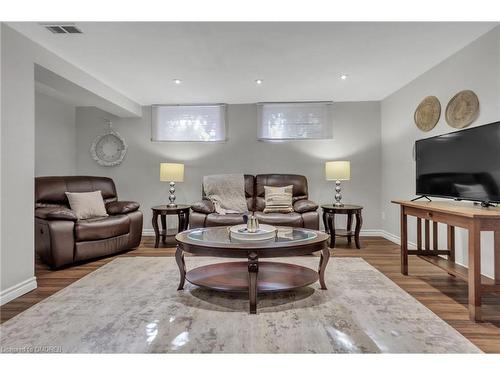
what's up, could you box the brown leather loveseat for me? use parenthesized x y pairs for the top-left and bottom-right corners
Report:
(190, 174), (319, 229)
(35, 176), (143, 268)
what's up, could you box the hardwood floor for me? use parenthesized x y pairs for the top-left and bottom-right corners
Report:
(1, 235), (500, 352)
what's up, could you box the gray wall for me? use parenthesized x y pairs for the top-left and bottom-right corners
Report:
(381, 26), (500, 277)
(35, 92), (77, 176)
(76, 102), (382, 232)
(1, 24), (37, 302)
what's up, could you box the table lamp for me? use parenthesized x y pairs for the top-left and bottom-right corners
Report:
(325, 161), (350, 207)
(160, 163), (184, 207)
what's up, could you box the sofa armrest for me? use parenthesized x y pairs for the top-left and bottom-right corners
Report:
(106, 201), (140, 215)
(293, 199), (319, 213)
(191, 199), (215, 214)
(35, 207), (78, 222)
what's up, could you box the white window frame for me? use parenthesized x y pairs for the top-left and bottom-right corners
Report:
(257, 101), (333, 141)
(151, 104), (227, 142)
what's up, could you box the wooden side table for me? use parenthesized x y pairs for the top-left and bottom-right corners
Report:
(321, 204), (363, 249)
(151, 205), (190, 248)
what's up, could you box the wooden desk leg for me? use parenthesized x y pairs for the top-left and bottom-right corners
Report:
(468, 222), (482, 321)
(327, 213), (336, 248)
(447, 225), (455, 263)
(495, 231), (500, 284)
(433, 221), (438, 250)
(152, 212), (160, 248)
(417, 218), (422, 251)
(347, 214), (353, 245)
(424, 220), (430, 251)
(161, 214), (167, 243)
(400, 207), (408, 275)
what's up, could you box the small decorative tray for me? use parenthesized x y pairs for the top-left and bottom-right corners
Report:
(229, 224), (277, 241)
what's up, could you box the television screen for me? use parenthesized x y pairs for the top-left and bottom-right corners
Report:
(415, 121), (500, 203)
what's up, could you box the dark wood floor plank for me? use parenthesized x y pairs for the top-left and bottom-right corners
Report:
(1, 236), (499, 352)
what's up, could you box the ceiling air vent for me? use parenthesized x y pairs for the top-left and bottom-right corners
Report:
(45, 24), (82, 34)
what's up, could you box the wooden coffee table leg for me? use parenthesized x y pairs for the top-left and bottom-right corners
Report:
(248, 252), (259, 314)
(319, 247), (330, 290)
(175, 245), (186, 290)
(152, 211), (160, 248)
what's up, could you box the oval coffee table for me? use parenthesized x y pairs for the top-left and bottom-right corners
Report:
(175, 226), (330, 314)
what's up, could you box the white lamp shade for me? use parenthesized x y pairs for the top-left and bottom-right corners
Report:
(160, 163), (184, 182)
(325, 161), (350, 181)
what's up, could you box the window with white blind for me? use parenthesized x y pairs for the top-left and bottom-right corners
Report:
(257, 102), (333, 140)
(151, 104), (227, 142)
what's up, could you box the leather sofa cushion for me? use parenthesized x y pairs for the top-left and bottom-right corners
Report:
(254, 211), (304, 227)
(191, 200), (215, 214)
(35, 207), (78, 222)
(75, 215), (130, 241)
(205, 213), (245, 227)
(106, 201), (140, 215)
(293, 199), (319, 213)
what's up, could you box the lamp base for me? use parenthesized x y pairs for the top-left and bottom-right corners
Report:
(168, 181), (177, 207)
(333, 180), (344, 207)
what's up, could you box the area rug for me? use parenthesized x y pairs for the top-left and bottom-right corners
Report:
(0, 257), (481, 353)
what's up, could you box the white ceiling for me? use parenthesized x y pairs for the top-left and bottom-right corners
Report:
(9, 22), (498, 105)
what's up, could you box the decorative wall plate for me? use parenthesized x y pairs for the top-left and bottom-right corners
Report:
(91, 127), (128, 167)
(445, 90), (479, 129)
(414, 96), (441, 132)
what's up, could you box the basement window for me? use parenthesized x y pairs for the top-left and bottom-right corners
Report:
(257, 102), (333, 141)
(151, 104), (227, 142)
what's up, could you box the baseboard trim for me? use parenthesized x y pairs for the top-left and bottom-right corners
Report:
(142, 229), (155, 236)
(0, 277), (37, 306)
(379, 230), (417, 250)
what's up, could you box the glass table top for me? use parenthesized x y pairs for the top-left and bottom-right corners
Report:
(186, 226), (317, 245)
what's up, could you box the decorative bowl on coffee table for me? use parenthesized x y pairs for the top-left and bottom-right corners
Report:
(175, 226), (330, 314)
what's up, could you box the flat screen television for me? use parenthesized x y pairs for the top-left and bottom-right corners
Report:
(415, 121), (500, 205)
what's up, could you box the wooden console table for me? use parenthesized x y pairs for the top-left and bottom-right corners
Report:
(392, 200), (500, 321)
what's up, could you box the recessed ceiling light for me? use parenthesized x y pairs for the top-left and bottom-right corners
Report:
(255, 79), (263, 85)
(340, 74), (348, 80)
(173, 79), (182, 85)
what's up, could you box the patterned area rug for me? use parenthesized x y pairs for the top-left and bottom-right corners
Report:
(0, 257), (481, 353)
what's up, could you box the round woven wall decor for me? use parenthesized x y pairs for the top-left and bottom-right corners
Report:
(445, 90), (479, 129)
(414, 96), (441, 132)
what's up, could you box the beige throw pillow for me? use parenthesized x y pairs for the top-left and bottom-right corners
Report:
(263, 185), (293, 213)
(65, 191), (109, 220)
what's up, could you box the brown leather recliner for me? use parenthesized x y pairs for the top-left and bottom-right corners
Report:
(190, 174), (319, 229)
(35, 176), (143, 268)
